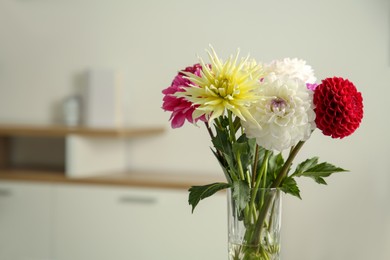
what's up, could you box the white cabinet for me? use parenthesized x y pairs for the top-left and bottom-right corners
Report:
(53, 185), (227, 260)
(0, 181), (227, 260)
(0, 181), (53, 260)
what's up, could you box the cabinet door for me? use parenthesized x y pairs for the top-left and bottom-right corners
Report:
(53, 184), (227, 260)
(0, 181), (52, 260)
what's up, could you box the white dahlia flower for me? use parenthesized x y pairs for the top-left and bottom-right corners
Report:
(242, 73), (316, 151)
(263, 58), (317, 84)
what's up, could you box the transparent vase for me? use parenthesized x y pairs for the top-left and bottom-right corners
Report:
(227, 188), (282, 260)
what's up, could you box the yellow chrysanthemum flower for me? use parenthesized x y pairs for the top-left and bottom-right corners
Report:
(177, 47), (264, 123)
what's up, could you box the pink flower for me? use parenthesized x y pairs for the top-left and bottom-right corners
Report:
(162, 64), (206, 128)
(306, 83), (318, 91)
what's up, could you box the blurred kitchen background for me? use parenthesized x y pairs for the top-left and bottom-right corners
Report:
(0, 0), (389, 259)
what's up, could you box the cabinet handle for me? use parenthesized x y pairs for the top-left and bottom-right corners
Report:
(0, 188), (11, 197)
(118, 195), (157, 205)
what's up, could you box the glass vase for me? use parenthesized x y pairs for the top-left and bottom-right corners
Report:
(227, 188), (282, 260)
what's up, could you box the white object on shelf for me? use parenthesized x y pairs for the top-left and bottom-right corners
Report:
(83, 69), (123, 128)
(63, 95), (81, 127)
(66, 135), (127, 178)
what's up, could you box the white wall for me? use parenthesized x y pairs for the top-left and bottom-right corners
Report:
(0, 0), (389, 259)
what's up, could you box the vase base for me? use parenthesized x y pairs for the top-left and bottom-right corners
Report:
(229, 242), (280, 260)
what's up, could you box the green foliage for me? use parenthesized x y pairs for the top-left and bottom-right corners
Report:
(232, 180), (251, 212)
(292, 157), (348, 185)
(233, 134), (256, 173)
(268, 152), (284, 177)
(197, 116), (349, 210)
(188, 182), (230, 213)
(212, 126), (232, 158)
(281, 176), (301, 199)
(211, 148), (232, 183)
(211, 124), (238, 180)
(189, 115), (352, 260)
(211, 118), (257, 184)
(265, 152), (285, 187)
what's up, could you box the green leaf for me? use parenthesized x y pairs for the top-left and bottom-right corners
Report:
(301, 162), (348, 177)
(232, 139), (254, 175)
(210, 148), (232, 183)
(281, 177), (301, 199)
(188, 182), (230, 213)
(292, 158), (348, 185)
(211, 127), (232, 157)
(232, 180), (251, 212)
(218, 116), (230, 128)
(314, 176), (327, 185)
(224, 154), (238, 180)
(292, 157), (319, 177)
(234, 134), (256, 170)
(254, 146), (267, 173)
(232, 142), (248, 158)
(233, 116), (241, 133)
(211, 126), (239, 181)
(267, 152), (285, 184)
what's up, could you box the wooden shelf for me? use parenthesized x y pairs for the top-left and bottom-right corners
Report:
(0, 124), (165, 137)
(0, 124), (166, 178)
(0, 170), (225, 190)
(0, 125), (224, 190)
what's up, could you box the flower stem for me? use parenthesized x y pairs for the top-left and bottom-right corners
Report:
(252, 191), (274, 246)
(251, 141), (305, 247)
(236, 152), (245, 181)
(271, 140), (305, 188)
(228, 111), (236, 143)
(248, 150), (270, 222)
(254, 150), (270, 191)
(204, 121), (214, 139)
(251, 145), (260, 188)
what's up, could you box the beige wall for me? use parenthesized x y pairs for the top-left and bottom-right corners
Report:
(0, 0), (389, 259)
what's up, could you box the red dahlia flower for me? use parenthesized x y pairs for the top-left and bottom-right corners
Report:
(162, 64), (205, 128)
(313, 77), (363, 138)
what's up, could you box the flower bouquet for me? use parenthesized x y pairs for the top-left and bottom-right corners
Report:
(162, 46), (363, 260)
